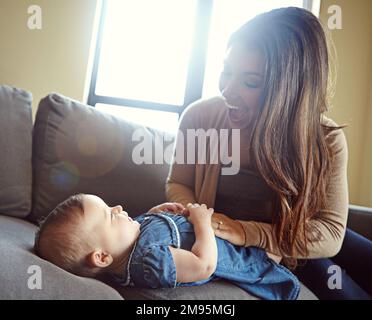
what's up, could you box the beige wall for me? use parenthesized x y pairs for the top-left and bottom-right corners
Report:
(0, 0), (98, 118)
(1, 0), (372, 206)
(360, 58), (372, 205)
(319, 0), (372, 206)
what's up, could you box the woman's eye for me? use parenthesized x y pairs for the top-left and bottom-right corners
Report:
(245, 82), (259, 89)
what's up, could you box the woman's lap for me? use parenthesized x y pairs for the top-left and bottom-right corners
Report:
(294, 228), (372, 300)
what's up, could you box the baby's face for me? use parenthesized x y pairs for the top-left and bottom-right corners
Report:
(82, 195), (140, 258)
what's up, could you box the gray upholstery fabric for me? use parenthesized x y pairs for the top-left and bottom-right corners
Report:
(103, 276), (317, 300)
(29, 93), (172, 224)
(347, 205), (372, 240)
(0, 85), (33, 218)
(0, 214), (122, 300)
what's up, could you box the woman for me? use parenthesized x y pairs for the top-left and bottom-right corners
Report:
(166, 7), (371, 299)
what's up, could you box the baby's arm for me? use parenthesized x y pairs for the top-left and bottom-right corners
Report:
(148, 202), (185, 214)
(168, 204), (217, 283)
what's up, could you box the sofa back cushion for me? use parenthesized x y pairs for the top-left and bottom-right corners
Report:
(28, 93), (173, 224)
(0, 85), (33, 218)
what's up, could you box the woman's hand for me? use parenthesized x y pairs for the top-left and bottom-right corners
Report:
(212, 212), (283, 263)
(211, 212), (246, 246)
(148, 202), (186, 214)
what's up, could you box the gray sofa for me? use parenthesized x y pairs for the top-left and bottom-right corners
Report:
(1, 84), (371, 300)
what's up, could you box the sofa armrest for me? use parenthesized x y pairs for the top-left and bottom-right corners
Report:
(347, 204), (372, 240)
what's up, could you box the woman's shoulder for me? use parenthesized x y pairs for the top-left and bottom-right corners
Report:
(180, 96), (228, 129)
(321, 115), (348, 158)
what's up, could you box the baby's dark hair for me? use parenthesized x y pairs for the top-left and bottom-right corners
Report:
(34, 193), (101, 278)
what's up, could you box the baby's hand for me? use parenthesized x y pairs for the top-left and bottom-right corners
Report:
(186, 203), (214, 226)
(148, 202), (186, 214)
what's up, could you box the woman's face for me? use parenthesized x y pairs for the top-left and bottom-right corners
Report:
(219, 43), (265, 124)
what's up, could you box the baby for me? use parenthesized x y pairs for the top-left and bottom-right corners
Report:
(34, 193), (300, 300)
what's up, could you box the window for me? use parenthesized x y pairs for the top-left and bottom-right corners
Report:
(95, 0), (197, 106)
(88, 0), (319, 134)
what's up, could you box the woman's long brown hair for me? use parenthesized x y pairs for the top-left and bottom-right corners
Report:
(228, 7), (342, 267)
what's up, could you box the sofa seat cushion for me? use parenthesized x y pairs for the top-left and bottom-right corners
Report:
(103, 273), (318, 300)
(0, 214), (122, 300)
(0, 85), (33, 218)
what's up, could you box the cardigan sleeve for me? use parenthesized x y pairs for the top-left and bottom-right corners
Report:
(238, 128), (349, 259)
(165, 103), (198, 207)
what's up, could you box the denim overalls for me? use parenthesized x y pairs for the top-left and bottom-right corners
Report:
(113, 212), (300, 300)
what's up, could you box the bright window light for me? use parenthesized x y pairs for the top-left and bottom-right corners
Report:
(202, 0), (304, 98)
(96, 103), (179, 134)
(93, 0), (307, 134)
(96, 0), (197, 105)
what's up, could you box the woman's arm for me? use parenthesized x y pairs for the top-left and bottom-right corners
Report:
(165, 104), (199, 206)
(166, 171), (196, 207)
(212, 212), (281, 263)
(214, 129), (349, 259)
(245, 129), (348, 258)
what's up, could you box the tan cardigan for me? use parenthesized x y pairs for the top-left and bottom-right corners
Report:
(165, 97), (349, 259)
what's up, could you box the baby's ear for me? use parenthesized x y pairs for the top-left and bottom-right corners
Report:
(87, 250), (113, 268)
